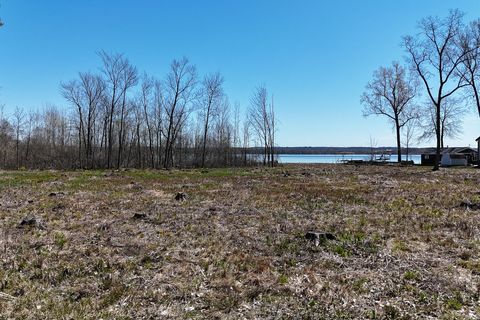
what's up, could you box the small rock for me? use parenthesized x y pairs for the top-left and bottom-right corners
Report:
(19, 215), (46, 229)
(48, 191), (65, 197)
(305, 231), (336, 246)
(175, 192), (187, 201)
(460, 200), (480, 210)
(128, 182), (143, 191)
(206, 207), (218, 215)
(460, 200), (473, 207)
(133, 212), (148, 220)
(98, 223), (110, 231)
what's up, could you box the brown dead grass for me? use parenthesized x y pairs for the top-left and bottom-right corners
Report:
(0, 165), (480, 319)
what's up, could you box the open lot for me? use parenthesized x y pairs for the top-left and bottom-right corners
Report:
(0, 164), (479, 319)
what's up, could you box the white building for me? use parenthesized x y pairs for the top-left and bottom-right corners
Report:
(440, 153), (468, 166)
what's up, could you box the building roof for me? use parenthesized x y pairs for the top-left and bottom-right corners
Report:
(422, 147), (477, 155)
(443, 147), (476, 154)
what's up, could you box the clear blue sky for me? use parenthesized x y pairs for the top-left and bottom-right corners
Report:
(0, 0), (479, 147)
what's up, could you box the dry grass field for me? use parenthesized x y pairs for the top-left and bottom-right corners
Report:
(1, 164), (479, 319)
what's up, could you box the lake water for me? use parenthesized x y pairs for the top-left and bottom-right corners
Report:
(277, 154), (421, 164)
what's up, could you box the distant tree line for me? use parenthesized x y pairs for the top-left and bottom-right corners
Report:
(272, 146), (433, 155)
(0, 54), (277, 170)
(362, 10), (480, 170)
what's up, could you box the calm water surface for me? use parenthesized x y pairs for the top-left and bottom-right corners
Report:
(277, 154), (421, 164)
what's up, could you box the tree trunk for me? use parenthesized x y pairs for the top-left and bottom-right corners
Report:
(441, 127), (444, 149)
(201, 117), (209, 167)
(16, 138), (19, 170)
(107, 89), (116, 169)
(25, 134), (31, 166)
(78, 123), (82, 168)
(117, 93), (127, 169)
(434, 102), (441, 171)
(164, 122), (172, 169)
(395, 117), (402, 163)
(472, 77), (480, 117)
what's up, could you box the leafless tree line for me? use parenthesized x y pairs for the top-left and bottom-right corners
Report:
(248, 86), (276, 167)
(362, 10), (480, 169)
(0, 54), (277, 170)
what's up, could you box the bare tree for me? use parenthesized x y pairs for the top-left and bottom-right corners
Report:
(25, 110), (41, 168)
(248, 85), (276, 166)
(131, 101), (144, 168)
(136, 74), (156, 168)
(62, 72), (105, 168)
(269, 95), (276, 166)
(0, 105), (13, 168)
(459, 19), (480, 116)
(368, 136), (378, 161)
(43, 105), (68, 168)
(1, 51), (274, 170)
(116, 60), (138, 169)
(404, 10), (474, 170)
(23, 110), (39, 166)
(418, 97), (466, 148)
(361, 62), (417, 162)
(12, 107), (25, 169)
(199, 72), (224, 167)
(232, 102), (241, 166)
(242, 118), (250, 166)
(213, 97), (232, 166)
(99, 51), (130, 168)
(153, 81), (164, 167)
(163, 58), (197, 169)
(402, 117), (419, 162)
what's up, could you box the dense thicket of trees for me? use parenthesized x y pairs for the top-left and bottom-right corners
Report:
(0, 54), (277, 170)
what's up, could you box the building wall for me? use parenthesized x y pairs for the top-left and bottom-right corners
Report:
(441, 154), (467, 166)
(421, 154), (440, 165)
(478, 140), (480, 165)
